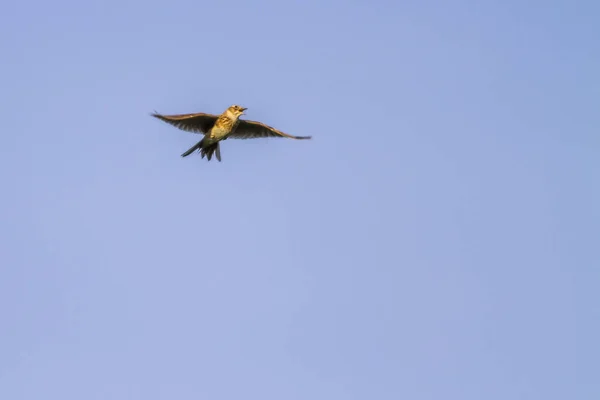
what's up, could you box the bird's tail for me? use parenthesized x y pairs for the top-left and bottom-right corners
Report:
(181, 139), (221, 162)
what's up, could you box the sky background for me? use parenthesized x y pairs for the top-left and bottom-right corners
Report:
(1, 0), (598, 399)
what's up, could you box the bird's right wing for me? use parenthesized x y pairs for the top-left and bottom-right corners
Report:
(228, 119), (312, 140)
(151, 112), (219, 134)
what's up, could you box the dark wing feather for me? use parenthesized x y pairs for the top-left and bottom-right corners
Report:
(228, 119), (312, 140)
(151, 112), (219, 134)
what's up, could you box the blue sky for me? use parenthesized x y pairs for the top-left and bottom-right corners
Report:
(1, 0), (598, 399)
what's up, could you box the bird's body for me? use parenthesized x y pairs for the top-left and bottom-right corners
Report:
(151, 105), (311, 162)
(209, 113), (238, 141)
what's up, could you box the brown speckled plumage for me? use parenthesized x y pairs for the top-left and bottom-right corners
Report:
(151, 104), (311, 162)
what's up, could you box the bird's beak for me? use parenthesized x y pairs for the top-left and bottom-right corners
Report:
(241, 107), (247, 113)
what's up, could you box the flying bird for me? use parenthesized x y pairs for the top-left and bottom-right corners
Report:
(151, 105), (311, 162)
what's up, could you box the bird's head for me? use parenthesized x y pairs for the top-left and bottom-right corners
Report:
(226, 104), (247, 119)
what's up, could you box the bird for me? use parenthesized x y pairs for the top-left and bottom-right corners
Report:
(151, 105), (311, 162)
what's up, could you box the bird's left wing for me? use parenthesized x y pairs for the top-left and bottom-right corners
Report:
(228, 119), (312, 140)
(151, 112), (219, 134)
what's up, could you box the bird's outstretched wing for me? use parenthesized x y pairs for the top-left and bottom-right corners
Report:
(228, 119), (312, 140)
(151, 112), (219, 134)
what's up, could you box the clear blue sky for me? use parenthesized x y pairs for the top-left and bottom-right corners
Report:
(1, 0), (598, 399)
